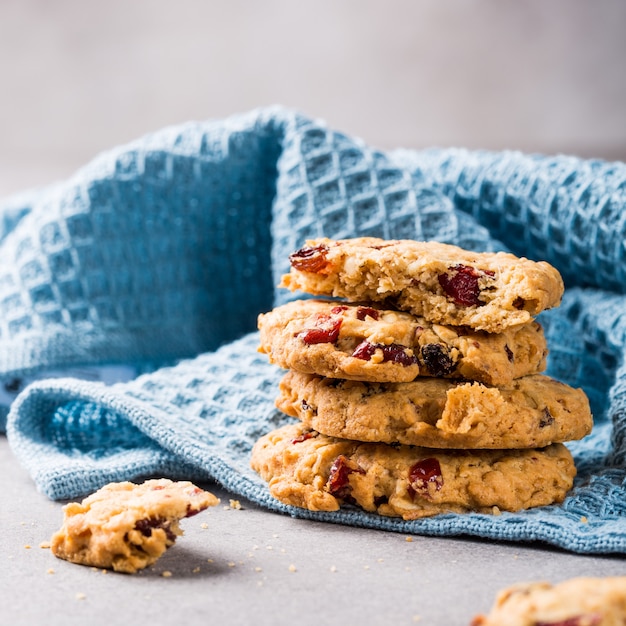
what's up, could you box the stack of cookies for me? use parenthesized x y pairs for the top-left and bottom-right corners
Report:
(251, 237), (592, 520)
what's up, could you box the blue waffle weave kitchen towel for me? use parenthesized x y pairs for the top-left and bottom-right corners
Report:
(4, 106), (626, 554)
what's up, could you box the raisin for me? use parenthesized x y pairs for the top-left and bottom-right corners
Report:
(298, 314), (342, 344)
(135, 518), (176, 542)
(504, 344), (514, 362)
(289, 244), (329, 273)
(539, 407), (555, 428)
(438, 264), (493, 307)
(420, 343), (457, 376)
(352, 341), (418, 366)
(513, 296), (526, 309)
(535, 615), (603, 626)
(408, 458), (443, 498)
(356, 306), (379, 321)
(327, 455), (365, 500)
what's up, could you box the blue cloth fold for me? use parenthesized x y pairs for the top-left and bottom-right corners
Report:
(3, 106), (626, 553)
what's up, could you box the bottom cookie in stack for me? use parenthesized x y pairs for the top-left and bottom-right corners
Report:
(250, 423), (577, 519)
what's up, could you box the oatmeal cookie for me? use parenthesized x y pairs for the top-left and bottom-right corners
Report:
(50, 478), (219, 573)
(280, 237), (564, 332)
(258, 299), (547, 386)
(277, 371), (592, 449)
(471, 577), (626, 626)
(250, 423), (576, 519)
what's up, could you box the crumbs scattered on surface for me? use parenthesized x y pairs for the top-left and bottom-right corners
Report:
(161, 570), (172, 578)
(39, 541), (51, 549)
(330, 565), (337, 573)
(288, 564), (297, 573)
(229, 499), (242, 510)
(200, 522), (209, 529)
(405, 536), (413, 542)
(24, 545), (31, 549)
(580, 516), (589, 523)
(75, 593), (86, 600)
(47, 568), (55, 575)
(492, 506), (501, 516)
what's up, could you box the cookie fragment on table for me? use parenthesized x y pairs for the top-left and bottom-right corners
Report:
(50, 478), (219, 573)
(470, 577), (626, 626)
(250, 423), (576, 519)
(258, 298), (548, 386)
(280, 237), (564, 333)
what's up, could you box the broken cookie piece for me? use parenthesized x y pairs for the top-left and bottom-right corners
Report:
(50, 478), (219, 573)
(470, 577), (626, 626)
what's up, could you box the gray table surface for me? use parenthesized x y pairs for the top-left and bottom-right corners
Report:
(1, 435), (624, 626)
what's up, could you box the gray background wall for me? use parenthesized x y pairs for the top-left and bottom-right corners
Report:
(1, 0), (625, 198)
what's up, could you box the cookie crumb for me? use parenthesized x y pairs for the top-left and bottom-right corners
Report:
(288, 564), (297, 572)
(39, 541), (51, 549)
(192, 567), (201, 574)
(75, 593), (86, 600)
(161, 570), (173, 578)
(580, 516), (588, 523)
(405, 536), (413, 542)
(254, 567), (263, 572)
(24, 544), (31, 549)
(47, 568), (55, 574)
(492, 506), (502, 516)
(412, 616), (422, 623)
(207, 559), (214, 563)
(229, 499), (242, 510)
(330, 565), (337, 573)
(200, 522), (209, 529)
(227, 562), (236, 568)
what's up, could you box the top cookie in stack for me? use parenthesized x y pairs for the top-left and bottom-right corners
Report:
(279, 237), (564, 333)
(251, 237), (591, 519)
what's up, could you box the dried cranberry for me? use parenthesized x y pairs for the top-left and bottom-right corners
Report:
(438, 264), (493, 307)
(352, 341), (418, 366)
(292, 430), (316, 444)
(330, 305), (348, 314)
(535, 615), (603, 626)
(420, 343), (456, 376)
(298, 314), (342, 344)
(356, 306), (379, 321)
(289, 244), (329, 273)
(408, 458), (443, 498)
(327, 455), (365, 500)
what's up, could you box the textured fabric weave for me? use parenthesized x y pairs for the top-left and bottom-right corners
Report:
(4, 107), (626, 554)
